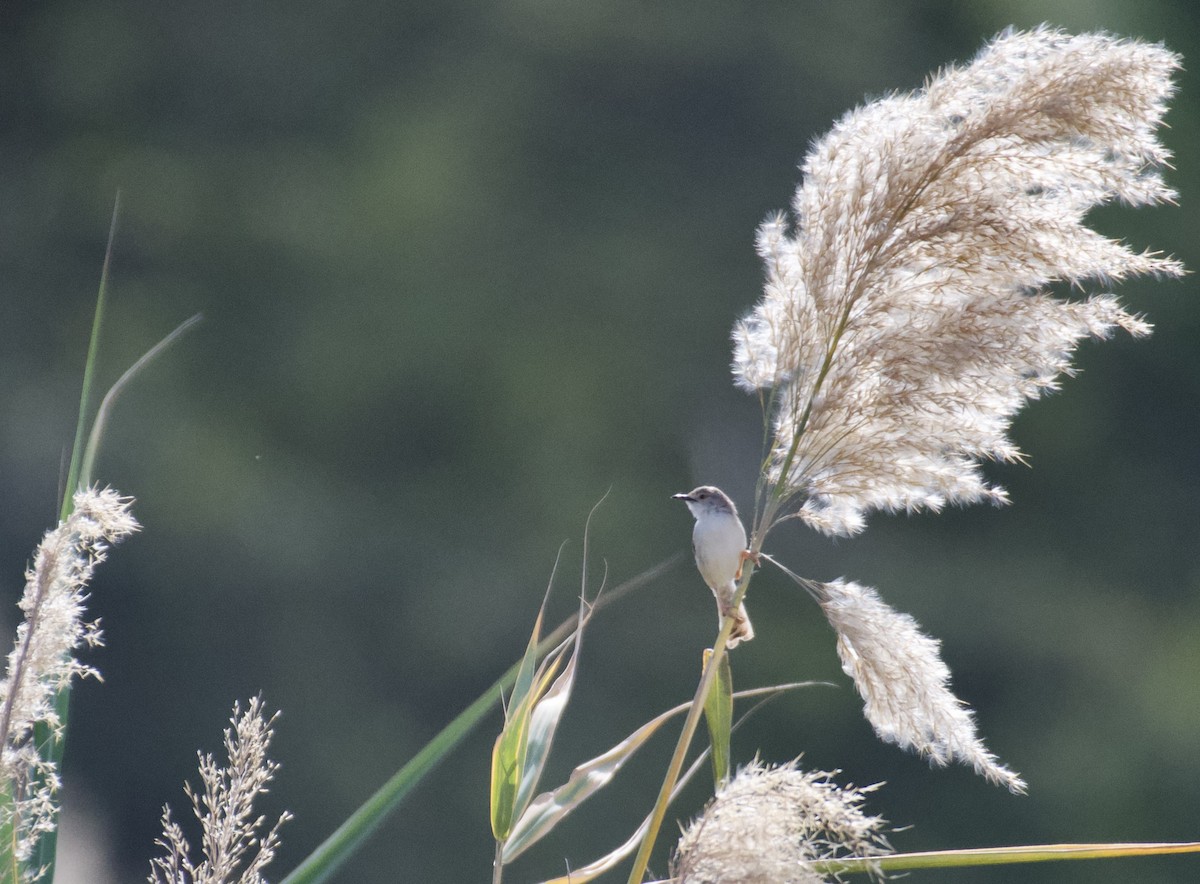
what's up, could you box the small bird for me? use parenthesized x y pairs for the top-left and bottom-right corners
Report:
(673, 485), (755, 649)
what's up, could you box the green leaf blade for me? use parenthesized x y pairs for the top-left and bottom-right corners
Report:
(817, 841), (1200, 877)
(701, 649), (733, 788)
(513, 615), (587, 820)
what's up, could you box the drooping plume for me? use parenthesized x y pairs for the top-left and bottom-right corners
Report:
(819, 579), (1025, 793)
(733, 27), (1182, 536)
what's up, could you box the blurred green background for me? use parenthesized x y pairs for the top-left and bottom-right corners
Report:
(2, 1), (1198, 882)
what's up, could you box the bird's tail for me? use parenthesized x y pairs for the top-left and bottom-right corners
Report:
(725, 602), (754, 649)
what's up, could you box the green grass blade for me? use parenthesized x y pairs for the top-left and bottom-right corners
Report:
(490, 658), (549, 841)
(490, 557), (557, 842)
(28, 690), (70, 878)
(60, 194), (121, 520)
(490, 721), (527, 842)
(512, 492), (601, 818)
(283, 679), (503, 884)
(78, 313), (202, 490)
(513, 626), (583, 822)
(44, 236), (199, 884)
(701, 649), (733, 788)
(510, 599), (549, 721)
(817, 841), (1200, 877)
(38, 313), (200, 883)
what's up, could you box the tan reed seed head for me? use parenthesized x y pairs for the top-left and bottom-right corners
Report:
(149, 697), (292, 884)
(732, 27), (1183, 536)
(0, 487), (139, 871)
(673, 759), (890, 884)
(818, 578), (1025, 793)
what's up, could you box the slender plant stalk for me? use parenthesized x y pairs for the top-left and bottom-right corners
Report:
(624, 557), (758, 884)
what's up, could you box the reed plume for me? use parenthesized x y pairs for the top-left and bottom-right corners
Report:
(673, 759), (890, 884)
(735, 27), (1182, 538)
(149, 697), (291, 884)
(734, 28), (1181, 789)
(0, 487), (138, 873)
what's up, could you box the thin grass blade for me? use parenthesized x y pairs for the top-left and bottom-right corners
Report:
(514, 594), (592, 821)
(490, 546), (566, 842)
(59, 194), (120, 520)
(79, 313), (202, 489)
(491, 610), (554, 841)
(818, 841), (1200, 877)
(2, 807), (18, 884)
(700, 649), (733, 788)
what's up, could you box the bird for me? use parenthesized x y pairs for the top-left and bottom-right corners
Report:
(673, 485), (755, 649)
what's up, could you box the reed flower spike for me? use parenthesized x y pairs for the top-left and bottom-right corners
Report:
(734, 27), (1182, 538)
(673, 759), (890, 884)
(726, 28), (1181, 792)
(149, 697), (291, 884)
(0, 487), (138, 871)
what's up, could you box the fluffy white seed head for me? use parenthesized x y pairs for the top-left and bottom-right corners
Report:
(733, 28), (1182, 536)
(0, 487), (139, 872)
(819, 579), (1026, 793)
(673, 759), (890, 884)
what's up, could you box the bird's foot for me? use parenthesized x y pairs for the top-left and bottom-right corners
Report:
(734, 549), (760, 581)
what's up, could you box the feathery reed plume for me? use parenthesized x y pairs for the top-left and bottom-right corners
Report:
(818, 579), (1025, 793)
(672, 759), (890, 884)
(725, 27), (1183, 791)
(148, 697), (291, 884)
(0, 487), (138, 872)
(734, 27), (1182, 537)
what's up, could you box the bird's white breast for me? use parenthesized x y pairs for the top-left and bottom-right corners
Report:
(692, 511), (746, 591)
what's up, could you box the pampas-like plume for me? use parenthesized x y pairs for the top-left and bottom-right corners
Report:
(149, 697), (291, 884)
(734, 27), (1182, 537)
(0, 487), (139, 871)
(819, 579), (1025, 793)
(672, 759), (890, 884)
(734, 28), (1183, 790)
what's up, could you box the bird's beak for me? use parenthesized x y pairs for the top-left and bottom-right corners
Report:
(672, 492), (692, 501)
